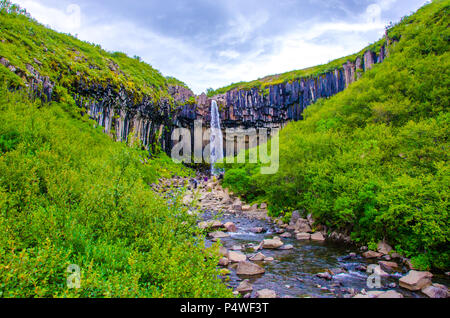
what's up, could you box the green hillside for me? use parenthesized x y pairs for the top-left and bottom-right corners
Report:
(221, 0), (450, 270)
(0, 0), (189, 105)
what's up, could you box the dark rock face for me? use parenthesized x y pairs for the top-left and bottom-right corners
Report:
(1, 41), (389, 156)
(177, 45), (388, 132)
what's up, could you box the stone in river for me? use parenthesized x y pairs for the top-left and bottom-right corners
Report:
(228, 251), (247, 263)
(249, 252), (266, 262)
(363, 251), (383, 259)
(236, 261), (265, 276)
(296, 233), (311, 241)
(377, 241), (393, 255)
(262, 238), (284, 249)
(379, 261), (399, 272)
(376, 290), (404, 298)
(311, 232), (326, 242)
(224, 222), (237, 232)
(399, 270), (433, 291)
(256, 289), (277, 298)
(421, 284), (449, 298)
(218, 258), (229, 267)
(208, 231), (230, 239)
(236, 279), (253, 294)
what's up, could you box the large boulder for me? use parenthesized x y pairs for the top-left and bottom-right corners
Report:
(311, 232), (326, 242)
(236, 280), (253, 294)
(256, 289), (277, 298)
(421, 284), (449, 298)
(289, 211), (301, 225)
(236, 261), (265, 276)
(208, 231), (230, 239)
(399, 271), (433, 291)
(377, 242), (393, 255)
(224, 222), (237, 233)
(376, 290), (404, 298)
(379, 261), (400, 273)
(363, 251), (383, 259)
(263, 238), (284, 249)
(249, 252), (266, 262)
(198, 220), (223, 230)
(291, 218), (312, 233)
(296, 233), (311, 241)
(228, 251), (247, 263)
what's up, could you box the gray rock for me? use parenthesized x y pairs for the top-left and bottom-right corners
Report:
(311, 232), (326, 242)
(236, 279), (253, 294)
(421, 284), (449, 298)
(399, 271), (433, 291)
(263, 238), (284, 249)
(256, 289), (277, 298)
(236, 261), (265, 276)
(228, 251), (247, 263)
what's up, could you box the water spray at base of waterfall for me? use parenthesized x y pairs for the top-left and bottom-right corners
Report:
(210, 100), (224, 176)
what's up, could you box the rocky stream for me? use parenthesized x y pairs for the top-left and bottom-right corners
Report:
(157, 175), (450, 299)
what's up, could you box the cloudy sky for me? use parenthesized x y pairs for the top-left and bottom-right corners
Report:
(14, 0), (429, 94)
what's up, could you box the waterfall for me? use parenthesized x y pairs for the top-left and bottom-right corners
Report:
(210, 100), (224, 176)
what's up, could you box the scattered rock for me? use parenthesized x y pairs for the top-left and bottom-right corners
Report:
(421, 284), (449, 298)
(250, 227), (265, 234)
(218, 258), (229, 267)
(376, 290), (404, 298)
(363, 251), (383, 259)
(242, 205), (252, 211)
(263, 238), (284, 249)
(232, 199), (242, 211)
(228, 251), (247, 263)
(353, 294), (370, 298)
(231, 245), (242, 251)
(377, 242), (393, 255)
(236, 261), (265, 276)
(264, 257), (274, 262)
(260, 203), (268, 209)
(224, 222), (237, 233)
(280, 232), (292, 238)
(256, 289), (277, 298)
(208, 231), (230, 239)
(316, 272), (332, 280)
(311, 232), (326, 242)
(291, 218), (312, 233)
(290, 211), (301, 225)
(373, 265), (390, 277)
(296, 233), (311, 241)
(219, 246), (229, 258)
(399, 271), (433, 291)
(379, 261), (399, 272)
(249, 252), (266, 262)
(236, 280), (253, 294)
(279, 244), (294, 250)
(198, 220), (223, 230)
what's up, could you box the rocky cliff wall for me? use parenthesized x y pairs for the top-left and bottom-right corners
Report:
(176, 42), (390, 131)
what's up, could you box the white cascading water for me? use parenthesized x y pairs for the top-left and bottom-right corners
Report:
(210, 100), (224, 176)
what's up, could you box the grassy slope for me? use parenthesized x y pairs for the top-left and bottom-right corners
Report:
(0, 86), (233, 298)
(0, 2), (231, 298)
(221, 0), (449, 270)
(0, 1), (190, 105)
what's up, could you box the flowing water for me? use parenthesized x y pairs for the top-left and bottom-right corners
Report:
(210, 100), (224, 176)
(202, 210), (450, 298)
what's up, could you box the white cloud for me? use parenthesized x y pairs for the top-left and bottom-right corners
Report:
(15, 0), (81, 33)
(11, 0), (428, 95)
